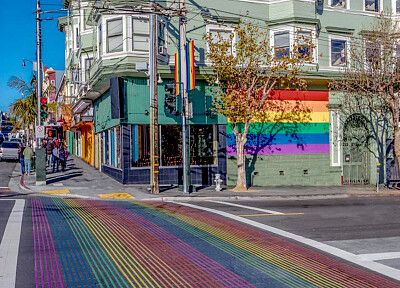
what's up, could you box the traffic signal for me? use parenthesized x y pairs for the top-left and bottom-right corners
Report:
(48, 129), (57, 138)
(40, 96), (48, 119)
(164, 83), (177, 115)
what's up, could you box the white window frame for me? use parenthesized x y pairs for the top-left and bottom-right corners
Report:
(82, 54), (93, 83)
(103, 15), (126, 55)
(271, 29), (292, 59)
(364, 39), (381, 68)
(329, 35), (350, 68)
(270, 26), (318, 64)
(130, 16), (150, 52)
(97, 22), (102, 59)
(330, 110), (341, 167)
(363, 0), (382, 12)
(270, 28), (293, 59)
(328, 0), (350, 9)
(81, 7), (93, 33)
(392, 0), (400, 14)
(206, 24), (236, 56)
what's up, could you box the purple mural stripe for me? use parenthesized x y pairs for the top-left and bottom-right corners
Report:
(227, 144), (330, 155)
(32, 199), (39, 288)
(38, 199), (64, 288)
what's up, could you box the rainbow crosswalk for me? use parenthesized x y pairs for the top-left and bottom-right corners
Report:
(31, 198), (399, 287)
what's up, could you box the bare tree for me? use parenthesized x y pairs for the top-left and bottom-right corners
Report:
(205, 22), (313, 191)
(331, 14), (400, 172)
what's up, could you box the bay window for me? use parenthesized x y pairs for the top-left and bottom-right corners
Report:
(107, 18), (123, 53)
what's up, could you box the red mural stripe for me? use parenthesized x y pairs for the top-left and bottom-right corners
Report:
(269, 90), (329, 101)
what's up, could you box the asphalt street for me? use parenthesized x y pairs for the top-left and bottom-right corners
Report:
(0, 161), (16, 188)
(186, 198), (400, 271)
(1, 158), (400, 288)
(0, 196), (398, 287)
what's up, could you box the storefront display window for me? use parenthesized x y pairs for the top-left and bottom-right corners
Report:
(190, 125), (215, 165)
(131, 124), (150, 167)
(111, 129), (115, 166)
(116, 126), (121, 169)
(161, 125), (183, 166)
(104, 131), (109, 164)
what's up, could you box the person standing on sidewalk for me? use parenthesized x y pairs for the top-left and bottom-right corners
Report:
(18, 145), (25, 175)
(52, 144), (60, 173)
(23, 144), (34, 175)
(46, 139), (54, 167)
(59, 143), (65, 172)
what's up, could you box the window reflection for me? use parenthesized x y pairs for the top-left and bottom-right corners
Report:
(131, 125), (150, 167)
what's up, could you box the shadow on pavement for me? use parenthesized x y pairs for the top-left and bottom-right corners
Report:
(46, 171), (83, 184)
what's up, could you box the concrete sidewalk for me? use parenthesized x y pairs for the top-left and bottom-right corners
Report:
(9, 155), (400, 201)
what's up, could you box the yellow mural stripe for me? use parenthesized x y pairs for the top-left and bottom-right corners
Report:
(40, 190), (70, 194)
(238, 213), (305, 217)
(99, 193), (135, 199)
(250, 112), (329, 123)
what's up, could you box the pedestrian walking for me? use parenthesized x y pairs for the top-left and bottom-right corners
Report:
(63, 144), (69, 171)
(52, 145), (60, 173)
(18, 145), (25, 175)
(23, 144), (34, 175)
(46, 139), (54, 167)
(59, 144), (65, 172)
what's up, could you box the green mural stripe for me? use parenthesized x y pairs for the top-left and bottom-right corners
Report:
(227, 123), (330, 134)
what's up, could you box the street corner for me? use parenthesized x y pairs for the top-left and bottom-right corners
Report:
(98, 192), (135, 199)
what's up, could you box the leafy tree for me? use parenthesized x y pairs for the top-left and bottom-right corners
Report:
(8, 75), (37, 140)
(330, 14), (400, 176)
(205, 22), (313, 190)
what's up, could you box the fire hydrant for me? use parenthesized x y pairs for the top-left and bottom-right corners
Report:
(214, 174), (223, 191)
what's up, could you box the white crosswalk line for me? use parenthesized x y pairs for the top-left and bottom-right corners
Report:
(206, 200), (284, 214)
(0, 199), (25, 288)
(173, 201), (400, 281)
(358, 252), (400, 261)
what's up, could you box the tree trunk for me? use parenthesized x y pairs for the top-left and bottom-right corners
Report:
(233, 132), (248, 191)
(393, 126), (400, 174)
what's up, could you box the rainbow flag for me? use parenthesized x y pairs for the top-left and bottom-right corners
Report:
(175, 41), (196, 95)
(186, 40), (195, 91)
(174, 51), (181, 96)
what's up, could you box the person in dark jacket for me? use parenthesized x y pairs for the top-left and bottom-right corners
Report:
(46, 139), (54, 167)
(18, 146), (25, 175)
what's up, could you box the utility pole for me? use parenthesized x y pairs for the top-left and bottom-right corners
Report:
(35, 0), (46, 186)
(36, 0), (43, 145)
(179, 0), (191, 193)
(149, 0), (159, 194)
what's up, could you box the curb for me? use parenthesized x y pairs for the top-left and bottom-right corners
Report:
(19, 174), (32, 192)
(140, 193), (351, 202)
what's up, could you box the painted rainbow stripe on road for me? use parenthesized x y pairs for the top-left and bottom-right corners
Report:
(227, 90), (330, 156)
(31, 198), (399, 287)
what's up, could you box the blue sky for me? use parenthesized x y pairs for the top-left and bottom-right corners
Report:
(0, 1), (66, 112)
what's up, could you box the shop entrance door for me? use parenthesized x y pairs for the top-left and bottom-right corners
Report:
(343, 114), (370, 185)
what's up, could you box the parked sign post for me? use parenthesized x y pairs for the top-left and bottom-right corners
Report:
(36, 125), (44, 139)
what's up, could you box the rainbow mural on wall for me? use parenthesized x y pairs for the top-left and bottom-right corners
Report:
(227, 90), (330, 156)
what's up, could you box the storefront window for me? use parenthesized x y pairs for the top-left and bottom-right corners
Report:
(116, 126), (121, 169)
(190, 125), (215, 165)
(161, 125), (182, 166)
(111, 129), (115, 166)
(160, 125), (215, 166)
(104, 131), (109, 164)
(131, 125), (150, 167)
